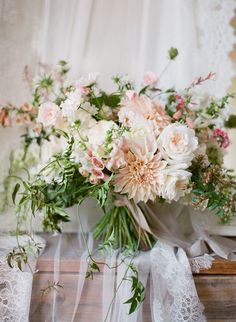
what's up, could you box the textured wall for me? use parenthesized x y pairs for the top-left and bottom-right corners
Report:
(0, 0), (43, 230)
(0, 0), (43, 102)
(225, 14), (236, 170)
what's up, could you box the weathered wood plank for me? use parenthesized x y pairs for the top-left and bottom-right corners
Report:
(195, 275), (236, 321)
(38, 233), (236, 274)
(30, 234), (236, 321)
(30, 273), (236, 321)
(30, 272), (152, 322)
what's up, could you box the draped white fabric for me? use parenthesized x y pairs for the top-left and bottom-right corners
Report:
(39, 0), (236, 93)
(29, 232), (212, 322)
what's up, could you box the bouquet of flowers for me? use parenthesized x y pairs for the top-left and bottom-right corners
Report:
(3, 48), (236, 314)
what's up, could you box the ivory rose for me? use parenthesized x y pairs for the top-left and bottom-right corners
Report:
(160, 168), (191, 201)
(37, 102), (61, 127)
(157, 123), (198, 165)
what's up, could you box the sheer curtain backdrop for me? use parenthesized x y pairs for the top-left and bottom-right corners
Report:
(0, 1), (236, 322)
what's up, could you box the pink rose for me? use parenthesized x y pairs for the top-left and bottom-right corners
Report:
(37, 102), (61, 127)
(143, 72), (158, 86)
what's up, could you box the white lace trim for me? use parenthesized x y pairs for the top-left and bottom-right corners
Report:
(151, 242), (206, 322)
(197, 0), (236, 96)
(189, 254), (214, 273)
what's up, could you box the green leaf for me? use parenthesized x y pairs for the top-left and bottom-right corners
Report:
(225, 114), (236, 128)
(168, 47), (179, 60)
(139, 85), (149, 95)
(104, 94), (121, 107)
(90, 95), (104, 108)
(7, 254), (13, 268)
(12, 183), (20, 204)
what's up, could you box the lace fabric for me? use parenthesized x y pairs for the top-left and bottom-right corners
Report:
(0, 255), (32, 322)
(196, 0), (236, 96)
(150, 242), (206, 322)
(0, 235), (45, 322)
(189, 254), (214, 273)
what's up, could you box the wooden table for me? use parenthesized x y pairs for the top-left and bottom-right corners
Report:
(29, 234), (236, 321)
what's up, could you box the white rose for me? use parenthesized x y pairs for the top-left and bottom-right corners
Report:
(157, 123), (198, 166)
(160, 168), (191, 201)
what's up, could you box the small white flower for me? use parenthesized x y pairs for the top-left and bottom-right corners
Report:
(61, 90), (82, 121)
(81, 102), (97, 115)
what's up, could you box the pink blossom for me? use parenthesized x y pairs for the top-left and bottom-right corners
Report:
(91, 156), (104, 169)
(143, 72), (158, 86)
(22, 113), (31, 124)
(81, 170), (89, 177)
(87, 149), (94, 158)
(90, 177), (98, 185)
(102, 174), (110, 182)
(34, 123), (43, 135)
(175, 95), (186, 110)
(4, 115), (12, 127)
(75, 73), (99, 95)
(15, 115), (23, 125)
(37, 102), (61, 127)
(126, 90), (138, 101)
(173, 110), (182, 120)
(186, 117), (195, 129)
(92, 168), (104, 179)
(78, 86), (90, 95)
(213, 128), (230, 148)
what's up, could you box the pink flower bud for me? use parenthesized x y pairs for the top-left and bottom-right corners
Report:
(186, 117), (195, 129)
(173, 110), (182, 120)
(143, 72), (158, 86)
(78, 86), (90, 95)
(81, 170), (89, 177)
(87, 149), (93, 158)
(92, 168), (104, 179)
(4, 115), (12, 127)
